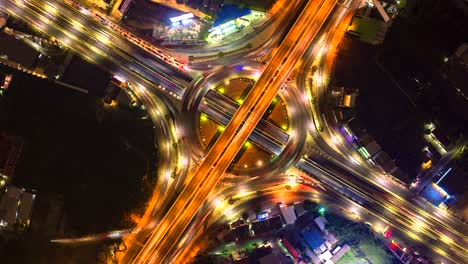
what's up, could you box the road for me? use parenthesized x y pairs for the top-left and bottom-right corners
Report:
(178, 2), (468, 261)
(2, 0), (193, 98)
(188, 64), (468, 263)
(4, 0), (466, 262)
(130, 0), (337, 262)
(1, 0), (313, 262)
(294, 2), (468, 261)
(1, 0), (190, 254)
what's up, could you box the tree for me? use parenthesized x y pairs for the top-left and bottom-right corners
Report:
(303, 200), (317, 211)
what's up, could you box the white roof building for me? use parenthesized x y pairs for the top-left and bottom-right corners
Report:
(314, 216), (328, 231)
(279, 204), (297, 225)
(319, 250), (333, 262)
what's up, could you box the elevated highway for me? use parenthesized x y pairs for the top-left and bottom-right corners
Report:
(131, 0), (338, 262)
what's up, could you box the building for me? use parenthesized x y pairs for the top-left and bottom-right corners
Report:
(252, 215), (283, 235)
(0, 186), (21, 229)
(232, 248), (248, 261)
(318, 250), (333, 263)
(103, 80), (138, 107)
(304, 248), (321, 264)
(250, 246), (281, 264)
(336, 108), (355, 123)
(359, 134), (382, 158)
(302, 227), (326, 252)
(330, 244), (351, 263)
(340, 89), (359, 108)
(258, 252), (281, 264)
(0, 186), (36, 231)
(0, 73), (13, 90)
(431, 128), (451, 149)
(439, 42), (468, 122)
(279, 204), (297, 225)
(0, 16), (6, 29)
(0, 132), (24, 178)
(294, 203), (306, 218)
(280, 238), (300, 262)
(344, 118), (367, 140)
(374, 151), (397, 174)
(421, 182), (451, 207)
(442, 43), (468, 105)
(314, 216), (328, 231)
(0, 31), (40, 69)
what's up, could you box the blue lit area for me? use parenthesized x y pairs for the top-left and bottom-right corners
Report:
(257, 212), (268, 221)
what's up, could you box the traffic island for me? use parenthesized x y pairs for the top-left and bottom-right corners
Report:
(197, 77), (290, 170)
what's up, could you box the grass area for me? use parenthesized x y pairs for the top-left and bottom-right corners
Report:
(347, 16), (387, 44)
(326, 213), (398, 264)
(359, 239), (389, 264)
(0, 66), (156, 235)
(335, 250), (366, 264)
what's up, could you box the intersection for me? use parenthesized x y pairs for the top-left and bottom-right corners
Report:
(2, 0), (466, 263)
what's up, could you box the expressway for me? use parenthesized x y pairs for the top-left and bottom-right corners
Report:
(175, 1), (468, 261)
(1, 0), (191, 252)
(3, 0), (192, 96)
(198, 19), (468, 264)
(193, 73), (468, 263)
(303, 3), (468, 262)
(3, 0), (466, 262)
(131, 0), (337, 262)
(292, 3), (468, 261)
(1, 0), (314, 262)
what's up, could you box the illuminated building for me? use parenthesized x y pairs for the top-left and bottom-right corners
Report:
(0, 186), (36, 231)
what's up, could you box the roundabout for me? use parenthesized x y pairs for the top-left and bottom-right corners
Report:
(181, 63), (309, 177)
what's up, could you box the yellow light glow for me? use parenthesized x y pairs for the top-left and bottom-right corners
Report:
(96, 33), (110, 45)
(44, 2), (58, 14)
(421, 159), (432, 170)
(406, 230), (422, 242)
(71, 19), (83, 29)
(440, 234), (454, 245)
(433, 247), (447, 256)
(212, 197), (223, 209)
(200, 114), (208, 122)
(413, 218), (426, 232)
(89, 45), (104, 56)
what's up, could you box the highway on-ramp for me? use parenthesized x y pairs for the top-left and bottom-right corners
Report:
(131, 0), (338, 262)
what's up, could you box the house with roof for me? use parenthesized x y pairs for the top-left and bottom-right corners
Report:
(280, 238), (300, 262)
(314, 216), (328, 231)
(301, 227), (326, 253)
(318, 250), (333, 263)
(258, 252), (282, 264)
(330, 244), (351, 263)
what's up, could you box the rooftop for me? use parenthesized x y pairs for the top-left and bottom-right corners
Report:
(302, 227), (325, 250)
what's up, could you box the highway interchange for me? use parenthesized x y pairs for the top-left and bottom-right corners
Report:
(1, 0), (467, 263)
